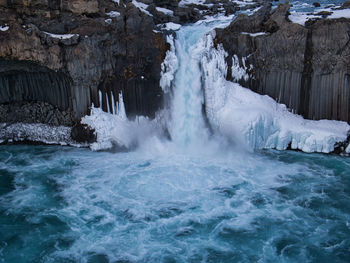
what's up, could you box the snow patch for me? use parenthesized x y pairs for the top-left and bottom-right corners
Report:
(328, 9), (350, 19)
(0, 25), (9, 32)
(0, 123), (81, 146)
(241, 32), (267, 37)
(158, 22), (182, 31)
(200, 31), (350, 153)
(289, 8), (350, 26)
(156, 7), (174, 16)
(106, 11), (120, 17)
(44, 32), (78, 39)
(132, 0), (152, 16)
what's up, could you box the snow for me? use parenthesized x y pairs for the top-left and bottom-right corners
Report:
(106, 11), (120, 17)
(328, 9), (350, 19)
(160, 35), (178, 93)
(112, 0), (120, 5)
(199, 31), (350, 153)
(179, 0), (254, 7)
(44, 32), (78, 39)
(0, 123), (81, 146)
(241, 32), (267, 37)
(132, 0), (152, 16)
(156, 7), (174, 16)
(159, 22), (182, 31)
(288, 11), (315, 25)
(289, 8), (350, 26)
(0, 25), (9, 32)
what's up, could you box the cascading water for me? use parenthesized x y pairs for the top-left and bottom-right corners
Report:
(168, 24), (211, 147)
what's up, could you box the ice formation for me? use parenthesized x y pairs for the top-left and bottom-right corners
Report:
(160, 35), (178, 93)
(199, 31), (350, 153)
(81, 93), (165, 151)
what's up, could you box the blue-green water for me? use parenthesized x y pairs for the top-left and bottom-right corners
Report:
(1, 145), (349, 262)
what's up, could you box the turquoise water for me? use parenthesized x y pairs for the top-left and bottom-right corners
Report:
(0, 145), (350, 262)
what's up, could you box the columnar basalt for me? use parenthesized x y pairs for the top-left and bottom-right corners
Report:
(215, 3), (350, 123)
(0, 0), (168, 128)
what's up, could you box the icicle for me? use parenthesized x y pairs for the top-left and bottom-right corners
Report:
(106, 93), (110, 113)
(111, 91), (116, 115)
(117, 92), (127, 120)
(99, 90), (103, 109)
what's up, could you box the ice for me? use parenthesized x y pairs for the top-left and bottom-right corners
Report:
(160, 35), (178, 93)
(81, 93), (164, 151)
(231, 55), (250, 82)
(199, 31), (350, 153)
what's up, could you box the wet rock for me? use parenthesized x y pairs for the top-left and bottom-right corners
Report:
(313, 2), (320, 8)
(71, 123), (96, 143)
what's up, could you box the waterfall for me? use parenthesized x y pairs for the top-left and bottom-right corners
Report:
(168, 25), (210, 147)
(83, 15), (350, 153)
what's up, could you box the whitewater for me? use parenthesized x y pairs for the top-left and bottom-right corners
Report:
(1, 1), (350, 262)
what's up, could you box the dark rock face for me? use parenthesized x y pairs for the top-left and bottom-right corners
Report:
(215, 3), (350, 123)
(0, 0), (168, 126)
(71, 123), (96, 143)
